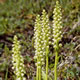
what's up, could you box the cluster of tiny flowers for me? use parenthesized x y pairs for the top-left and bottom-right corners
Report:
(34, 15), (44, 68)
(53, 1), (62, 49)
(12, 35), (26, 80)
(41, 9), (51, 56)
(34, 10), (51, 68)
(41, 10), (51, 70)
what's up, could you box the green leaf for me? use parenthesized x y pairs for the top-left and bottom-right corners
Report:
(26, 56), (31, 62)
(42, 71), (52, 80)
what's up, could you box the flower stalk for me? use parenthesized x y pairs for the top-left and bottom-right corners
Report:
(34, 10), (50, 80)
(53, 1), (63, 80)
(12, 35), (26, 80)
(34, 15), (43, 80)
(41, 9), (51, 80)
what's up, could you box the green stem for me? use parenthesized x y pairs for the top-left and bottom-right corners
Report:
(54, 49), (58, 80)
(46, 47), (49, 80)
(39, 67), (41, 80)
(5, 66), (8, 80)
(36, 58), (39, 80)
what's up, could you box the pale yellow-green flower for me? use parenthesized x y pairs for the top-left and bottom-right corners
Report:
(34, 15), (43, 80)
(53, 1), (63, 80)
(53, 1), (62, 49)
(34, 10), (51, 80)
(12, 35), (25, 80)
(41, 9), (51, 56)
(34, 15), (44, 67)
(41, 9), (51, 80)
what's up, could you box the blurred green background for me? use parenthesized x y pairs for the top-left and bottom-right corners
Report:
(0, 0), (80, 80)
